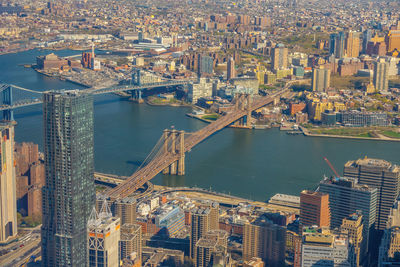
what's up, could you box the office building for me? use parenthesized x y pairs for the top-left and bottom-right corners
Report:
(363, 29), (372, 53)
(344, 158), (400, 231)
(227, 57), (235, 80)
(311, 67), (331, 92)
(346, 31), (360, 58)
(0, 123), (17, 244)
(271, 44), (288, 71)
(188, 78), (212, 104)
(190, 207), (211, 261)
(319, 176), (377, 254)
(338, 110), (389, 127)
(329, 33), (338, 56)
(386, 30), (400, 52)
(341, 213), (364, 267)
(243, 216), (286, 267)
(301, 226), (354, 267)
(300, 190), (330, 227)
(41, 90), (95, 266)
(88, 200), (121, 267)
(209, 202), (219, 230)
(198, 55), (213, 75)
(155, 206), (185, 237)
(373, 58), (389, 92)
(114, 197), (137, 225)
(336, 31), (346, 58)
(195, 230), (228, 267)
(379, 201), (400, 266)
(120, 223), (142, 263)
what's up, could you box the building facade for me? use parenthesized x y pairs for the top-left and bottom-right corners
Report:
(0, 123), (17, 244)
(41, 90), (95, 266)
(300, 190), (331, 227)
(312, 67), (331, 92)
(373, 58), (389, 92)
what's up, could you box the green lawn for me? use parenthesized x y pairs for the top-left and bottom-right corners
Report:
(201, 114), (220, 121)
(382, 131), (400, 139)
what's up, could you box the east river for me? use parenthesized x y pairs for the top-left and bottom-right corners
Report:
(1, 49), (399, 201)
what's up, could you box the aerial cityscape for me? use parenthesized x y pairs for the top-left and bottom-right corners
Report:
(0, 0), (400, 266)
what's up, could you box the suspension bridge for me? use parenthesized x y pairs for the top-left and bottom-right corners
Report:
(0, 76), (294, 200)
(106, 84), (292, 200)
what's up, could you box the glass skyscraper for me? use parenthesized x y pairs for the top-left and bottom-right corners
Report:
(41, 90), (95, 266)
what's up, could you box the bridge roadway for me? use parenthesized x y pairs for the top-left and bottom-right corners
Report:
(106, 85), (292, 199)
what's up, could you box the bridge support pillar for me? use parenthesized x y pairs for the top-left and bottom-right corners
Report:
(162, 129), (170, 174)
(2, 85), (13, 121)
(177, 130), (185, 175)
(130, 90), (144, 103)
(169, 129), (178, 175)
(246, 94), (252, 127)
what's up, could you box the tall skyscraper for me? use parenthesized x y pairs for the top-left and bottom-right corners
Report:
(311, 67), (331, 92)
(243, 216), (286, 267)
(41, 90), (95, 266)
(373, 58), (389, 92)
(341, 213), (364, 267)
(227, 57), (235, 80)
(336, 31), (346, 58)
(319, 176), (377, 255)
(88, 201), (121, 267)
(208, 202), (219, 230)
(300, 190), (330, 227)
(378, 201), (400, 266)
(271, 44), (288, 71)
(346, 31), (360, 58)
(190, 207), (211, 261)
(386, 30), (400, 52)
(344, 158), (400, 231)
(363, 29), (372, 53)
(329, 33), (338, 56)
(0, 123), (17, 244)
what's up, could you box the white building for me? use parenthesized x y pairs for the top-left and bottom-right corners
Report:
(188, 78), (213, 104)
(88, 200), (121, 267)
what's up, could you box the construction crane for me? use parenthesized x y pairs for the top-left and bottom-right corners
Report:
(323, 157), (340, 178)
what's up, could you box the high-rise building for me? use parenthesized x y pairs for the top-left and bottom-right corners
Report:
(311, 67), (331, 92)
(378, 201), (400, 266)
(0, 123), (17, 244)
(301, 226), (355, 267)
(341, 213), (364, 267)
(373, 58), (389, 92)
(114, 197), (137, 225)
(190, 207), (211, 261)
(344, 158), (400, 230)
(227, 57), (235, 80)
(329, 33), (338, 56)
(195, 230), (228, 267)
(346, 31), (360, 58)
(271, 44), (288, 71)
(363, 29), (372, 53)
(88, 201), (121, 267)
(319, 176), (377, 258)
(336, 31), (346, 58)
(386, 30), (400, 52)
(243, 216), (286, 267)
(198, 55), (213, 76)
(209, 202), (219, 230)
(120, 223), (142, 263)
(300, 190), (330, 227)
(41, 90), (95, 266)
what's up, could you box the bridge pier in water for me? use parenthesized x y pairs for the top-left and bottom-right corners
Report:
(129, 89), (144, 103)
(162, 129), (185, 175)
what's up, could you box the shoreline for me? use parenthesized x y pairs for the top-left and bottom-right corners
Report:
(300, 126), (400, 142)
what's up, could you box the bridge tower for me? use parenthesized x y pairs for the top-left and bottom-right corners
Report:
(162, 129), (185, 175)
(1, 85), (13, 121)
(234, 93), (252, 127)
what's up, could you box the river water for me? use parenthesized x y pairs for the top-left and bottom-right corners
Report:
(1, 49), (399, 201)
